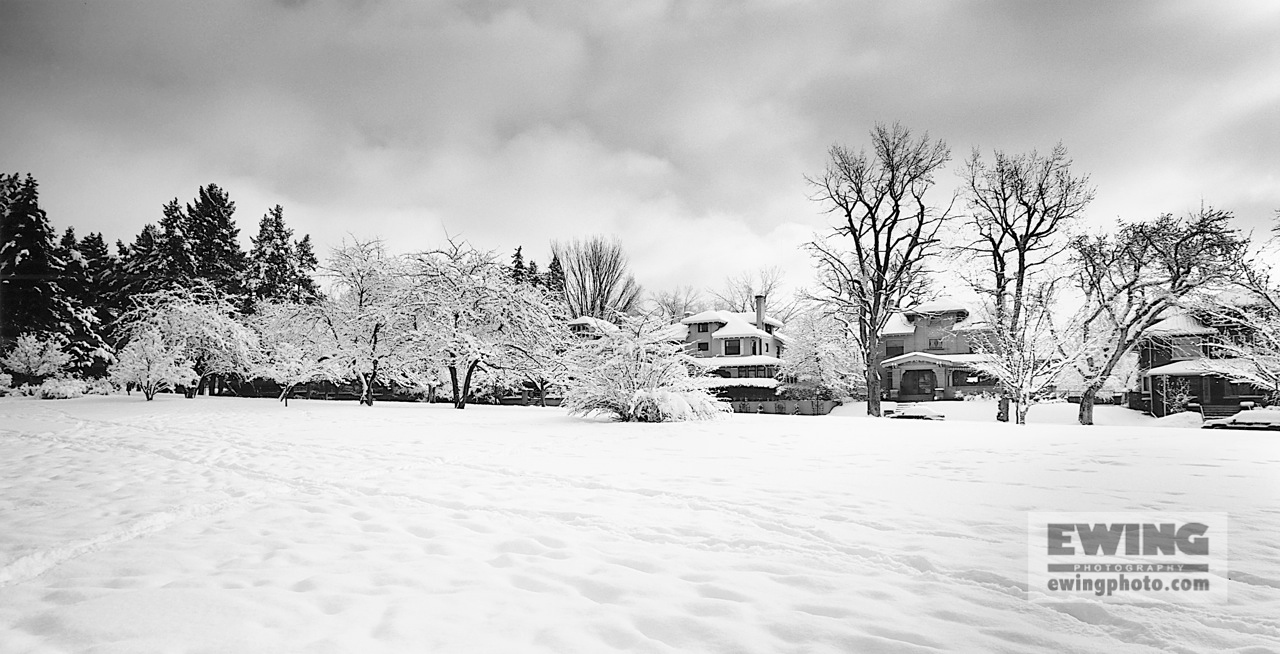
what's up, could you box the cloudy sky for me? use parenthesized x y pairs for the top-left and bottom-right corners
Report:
(3, 0), (1278, 297)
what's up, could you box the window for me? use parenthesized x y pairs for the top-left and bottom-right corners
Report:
(928, 338), (943, 350)
(724, 339), (741, 356)
(765, 343), (769, 353)
(886, 341), (904, 358)
(697, 323), (709, 333)
(764, 325), (773, 334)
(697, 342), (709, 351)
(752, 340), (759, 355)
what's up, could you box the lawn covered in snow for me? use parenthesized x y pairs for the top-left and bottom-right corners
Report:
(1, 395), (1277, 653)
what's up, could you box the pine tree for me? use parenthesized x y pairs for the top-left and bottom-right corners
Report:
(510, 246), (527, 284)
(53, 227), (110, 375)
(184, 184), (247, 299)
(293, 234), (320, 302)
(118, 224), (170, 298)
(545, 253), (565, 294)
(248, 205), (319, 304)
(0, 173), (75, 345)
(159, 199), (197, 283)
(527, 260), (541, 288)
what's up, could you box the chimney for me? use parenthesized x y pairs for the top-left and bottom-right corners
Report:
(682, 311), (694, 319)
(754, 294), (766, 331)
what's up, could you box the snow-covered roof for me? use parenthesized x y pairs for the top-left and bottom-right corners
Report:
(652, 323), (689, 341)
(713, 322), (774, 340)
(881, 313), (914, 336)
(1144, 357), (1250, 378)
(952, 319), (992, 333)
(680, 309), (784, 329)
(698, 377), (781, 389)
(1145, 314), (1215, 337)
(881, 352), (994, 368)
(906, 299), (970, 315)
(567, 316), (618, 333)
(694, 355), (782, 368)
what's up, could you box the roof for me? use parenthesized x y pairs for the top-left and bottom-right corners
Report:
(681, 309), (784, 329)
(698, 377), (781, 389)
(693, 355), (782, 368)
(881, 351), (995, 368)
(652, 323), (688, 341)
(881, 313), (914, 336)
(1144, 357), (1251, 378)
(1145, 314), (1216, 337)
(906, 299), (970, 315)
(567, 316), (618, 333)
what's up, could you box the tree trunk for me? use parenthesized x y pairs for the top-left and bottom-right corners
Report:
(865, 367), (882, 417)
(455, 360), (480, 409)
(1015, 401), (1029, 425)
(358, 372), (376, 406)
(448, 366), (460, 406)
(997, 396), (1010, 422)
(1078, 387), (1098, 425)
(279, 384), (294, 407)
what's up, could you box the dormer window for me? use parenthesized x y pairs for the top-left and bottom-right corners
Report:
(697, 323), (709, 333)
(928, 338), (943, 350)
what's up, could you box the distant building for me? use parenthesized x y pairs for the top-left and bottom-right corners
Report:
(1135, 313), (1267, 417)
(876, 299), (998, 402)
(678, 295), (787, 400)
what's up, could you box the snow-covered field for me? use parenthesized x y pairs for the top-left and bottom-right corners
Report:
(1, 396), (1277, 653)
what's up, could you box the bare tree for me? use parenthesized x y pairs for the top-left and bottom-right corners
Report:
(551, 236), (643, 320)
(647, 285), (707, 322)
(956, 143), (1094, 421)
(1068, 207), (1246, 424)
(709, 266), (802, 322)
(806, 122), (954, 417)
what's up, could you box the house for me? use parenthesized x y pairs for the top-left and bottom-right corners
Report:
(679, 295), (787, 400)
(1135, 313), (1267, 417)
(566, 316), (618, 338)
(876, 299), (998, 402)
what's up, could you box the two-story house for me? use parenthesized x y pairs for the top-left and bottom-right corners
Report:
(678, 295), (787, 400)
(876, 299), (998, 402)
(1136, 313), (1267, 417)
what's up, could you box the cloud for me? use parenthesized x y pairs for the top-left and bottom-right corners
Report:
(1, 0), (1278, 300)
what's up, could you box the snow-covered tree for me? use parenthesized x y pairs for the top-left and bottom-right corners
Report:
(0, 174), (77, 345)
(966, 281), (1087, 424)
(313, 239), (416, 406)
(563, 315), (728, 422)
(184, 184), (248, 300)
(1, 333), (73, 385)
(777, 308), (864, 400)
(53, 228), (113, 376)
(647, 285), (707, 323)
(117, 286), (259, 397)
(1068, 207), (1245, 424)
(110, 328), (198, 401)
(406, 240), (570, 409)
(251, 301), (343, 405)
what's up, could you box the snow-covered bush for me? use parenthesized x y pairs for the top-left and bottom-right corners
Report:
(37, 377), (85, 399)
(83, 378), (116, 395)
(0, 372), (11, 396)
(1, 333), (73, 385)
(109, 329), (198, 401)
(563, 315), (728, 422)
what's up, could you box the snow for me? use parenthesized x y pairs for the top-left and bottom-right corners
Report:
(1145, 314), (1217, 336)
(880, 313), (915, 336)
(881, 351), (994, 367)
(693, 354), (781, 367)
(1, 395), (1277, 653)
(680, 309), (783, 329)
(906, 299), (970, 315)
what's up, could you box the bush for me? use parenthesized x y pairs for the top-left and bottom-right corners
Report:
(0, 372), (11, 396)
(629, 388), (729, 423)
(37, 377), (85, 400)
(83, 378), (116, 395)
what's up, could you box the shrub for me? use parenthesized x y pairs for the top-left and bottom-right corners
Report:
(0, 372), (11, 396)
(37, 377), (85, 400)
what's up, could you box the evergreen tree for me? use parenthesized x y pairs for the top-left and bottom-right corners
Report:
(247, 205), (319, 304)
(545, 252), (565, 294)
(79, 231), (123, 365)
(293, 234), (320, 301)
(527, 260), (541, 288)
(118, 224), (171, 298)
(0, 173), (74, 345)
(159, 199), (198, 282)
(53, 227), (110, 374)
(184, 184), (247, 299)
(510, 246), (527, 284)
